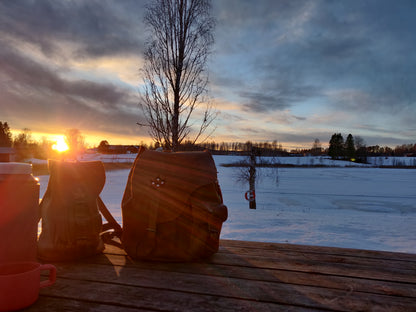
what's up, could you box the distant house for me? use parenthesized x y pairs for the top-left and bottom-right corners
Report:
(0, 147), (16, 162)
(105, 145), (139, 154)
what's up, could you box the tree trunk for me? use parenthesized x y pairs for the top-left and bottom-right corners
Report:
(249, 151), (256, 209)
(172, 93), (179, 151)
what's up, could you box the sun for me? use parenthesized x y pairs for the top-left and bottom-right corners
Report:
(52, 137), (69, 153)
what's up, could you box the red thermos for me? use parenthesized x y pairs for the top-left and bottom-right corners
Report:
(0, 163), (40, 262)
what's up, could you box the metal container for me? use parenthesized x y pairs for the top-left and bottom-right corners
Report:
(0, 163), (40, 263)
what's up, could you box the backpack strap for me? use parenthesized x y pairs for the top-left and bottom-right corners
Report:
(97, 196), (123, 241)
(140, 175), (167, 256)
(142, 189), (159, 256)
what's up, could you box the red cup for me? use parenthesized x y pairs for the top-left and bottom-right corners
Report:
(0, 262), (56, 311)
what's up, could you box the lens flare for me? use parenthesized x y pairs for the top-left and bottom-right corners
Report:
(52, 137), (69, 152)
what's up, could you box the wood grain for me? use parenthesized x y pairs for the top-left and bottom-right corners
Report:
(27, 240), (416, 311)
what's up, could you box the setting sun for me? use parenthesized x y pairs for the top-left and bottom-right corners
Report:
(52, 137), (69, 152)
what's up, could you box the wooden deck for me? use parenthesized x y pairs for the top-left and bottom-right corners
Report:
(28, 240), (415, 311)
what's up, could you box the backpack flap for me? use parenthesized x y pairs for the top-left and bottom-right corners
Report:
(130, 149), (218, 223)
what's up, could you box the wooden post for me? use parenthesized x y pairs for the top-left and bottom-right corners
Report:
(249, 148), (256, 209)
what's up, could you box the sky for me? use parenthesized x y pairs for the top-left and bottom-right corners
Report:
(1, 0), (415, 150)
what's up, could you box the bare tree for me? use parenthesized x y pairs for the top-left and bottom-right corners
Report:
(311, 138), (322, 156)
(65, 128), (85, 159)
(139, 0), (216, 151)
(13, 128), (33, 161)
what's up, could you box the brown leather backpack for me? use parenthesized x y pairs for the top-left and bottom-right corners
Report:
(38, 160), (121, 261)
(121, 147), (228, 261)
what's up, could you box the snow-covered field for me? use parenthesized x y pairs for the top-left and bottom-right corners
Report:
(75, 153), (416, 168)
(37, 155), (416, 254)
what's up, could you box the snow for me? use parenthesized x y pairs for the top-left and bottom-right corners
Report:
(218, 164), (416, 254)
(76, 153), (416, 167)
(36, 155), (416, 254)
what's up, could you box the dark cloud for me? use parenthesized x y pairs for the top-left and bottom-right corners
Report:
(0, 0), (148, 143)
(238, 74), (320, 113)
(0, 44), (133, 111)
(0, 0), (146, 59)
(213, 0), (308, 32)
(239, 92), (288, 112)
(213, 0), (416, 121)
(307, 36), (367, 61)
(1, 85), (145, 139)
(0, 42), (144, 137)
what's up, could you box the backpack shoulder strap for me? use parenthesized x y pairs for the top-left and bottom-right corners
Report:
(97, 196), (123, 241)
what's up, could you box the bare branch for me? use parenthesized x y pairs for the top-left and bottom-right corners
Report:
(139, 0), (216, 151)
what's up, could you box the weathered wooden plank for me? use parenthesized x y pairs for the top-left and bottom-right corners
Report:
(38, 278), (320, 312)
(37, 270), (415, 311)
(219, 245), (416, 271)
(98, 245), (416, 284)
(29, 296), (154, 312)
(30, 240), (416, 312)
(103, 240), (416, 272)
(79, 260), (416, 297)
(42, 261), (415, 312)
(79, 253), (416, 298)
(210, 252), (416, 283)
(220, 240), (416, 262)
(103, 238), (416, 263)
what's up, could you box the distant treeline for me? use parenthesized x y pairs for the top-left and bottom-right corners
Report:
(148, 138), (416, 158)
(2, 120), (415, 160)
(326, 133), (416, 162)
(176, 140), (290, 156)
(98, 139), (416, 158)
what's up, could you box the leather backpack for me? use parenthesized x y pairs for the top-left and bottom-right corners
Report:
(38, 160), (121, 261)
(121, 147), (228, 261)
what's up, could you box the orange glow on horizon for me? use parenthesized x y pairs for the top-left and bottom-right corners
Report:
(12, 129), (316, 151)
(20, 130), (147, 148)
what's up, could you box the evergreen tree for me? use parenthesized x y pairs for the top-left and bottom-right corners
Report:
(0, 121), (13, 147)
(97, 140), (110, 153)
(328, 133), (344, 159)
(345, 134), (356, 160)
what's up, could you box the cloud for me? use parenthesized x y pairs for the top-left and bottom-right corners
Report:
(238, 77), (320, 113)
(1, 0), (415, 148)
(239, 91), (289, 112)
(0, 44), (133, 109)
(213, 0), (416, 121)
(0, 42), (144, 137)
(0, 0), (146, 59)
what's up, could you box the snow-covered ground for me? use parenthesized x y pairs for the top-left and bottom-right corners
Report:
(37, 155), (416, 254)
(75, 153), (416, 168)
